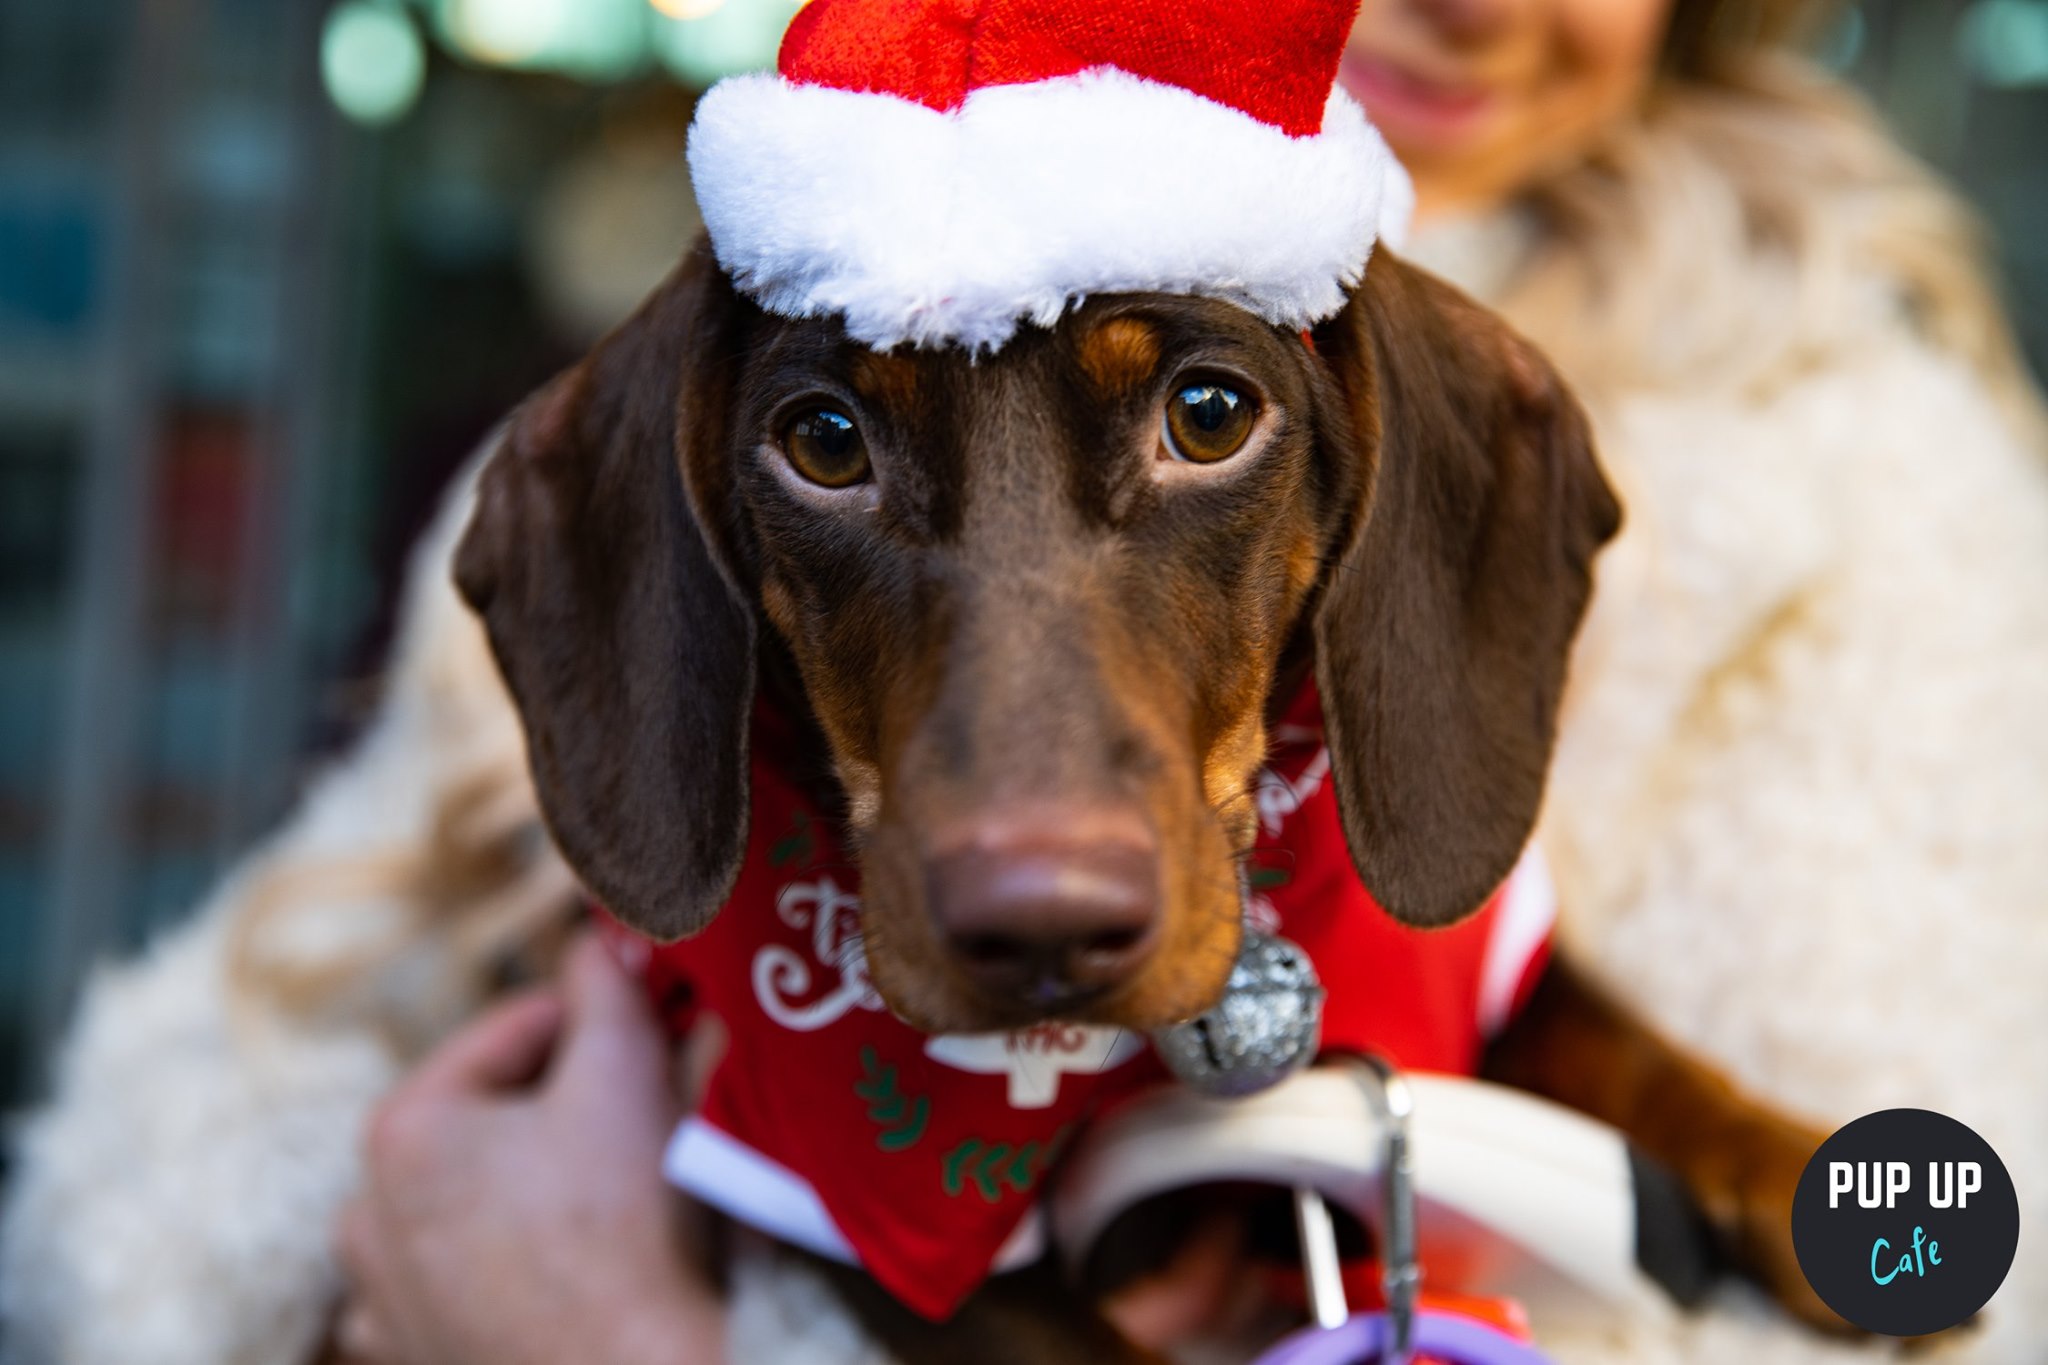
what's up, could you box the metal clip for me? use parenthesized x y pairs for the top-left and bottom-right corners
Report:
(1287, 1054), (1421, 1364)
(1352, 1054), (1419, 1365)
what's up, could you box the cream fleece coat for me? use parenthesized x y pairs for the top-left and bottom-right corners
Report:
(1421, 230), (2048, 1363)
(5, 239), (2045, 1363)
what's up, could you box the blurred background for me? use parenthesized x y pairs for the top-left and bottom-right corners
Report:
(0, 0), (2042, 1124)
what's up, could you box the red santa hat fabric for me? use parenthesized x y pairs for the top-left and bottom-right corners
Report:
(686, 0), (1411, 352)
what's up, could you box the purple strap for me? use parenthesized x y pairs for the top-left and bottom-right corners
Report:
(1252, 1311), (1555, 1365)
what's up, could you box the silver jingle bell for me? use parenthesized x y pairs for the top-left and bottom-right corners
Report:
(1151, 927), (1325, 1097)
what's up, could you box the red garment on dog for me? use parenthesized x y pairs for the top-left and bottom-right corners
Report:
(603, 684), (1553, 1321)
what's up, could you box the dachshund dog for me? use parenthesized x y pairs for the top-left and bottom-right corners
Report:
(454, 239), (1837, 1357)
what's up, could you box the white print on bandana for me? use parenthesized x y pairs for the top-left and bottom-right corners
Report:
(753, 875), (885, 1031)
(925, 1027), (1146, 1109)
(752, 877), (1143, 1106)
(1253, 734), (1329, 838)
(1244, 732), (1329, 935)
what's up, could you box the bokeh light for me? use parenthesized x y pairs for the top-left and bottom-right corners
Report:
(1818, 7), (1867, 72)
(650, 0), (730, 19)
(321, 1), (427, 127)
(443, 0), (567, 65)
(1959, 0), (2048, 88)
(653, 0), (799, 85)
(434, 0), (650, 80)
(401, 0), (797, 85)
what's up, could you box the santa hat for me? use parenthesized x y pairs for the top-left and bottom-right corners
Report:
(686, 0), (1411, 352)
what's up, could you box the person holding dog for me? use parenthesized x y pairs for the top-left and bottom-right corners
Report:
(8, 1), (2044, 1363)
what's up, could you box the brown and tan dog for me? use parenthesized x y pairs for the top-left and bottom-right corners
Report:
(454, 239), (1836, 1357)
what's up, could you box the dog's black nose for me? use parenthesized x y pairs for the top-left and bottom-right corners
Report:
(926, 822), (1159, 1010)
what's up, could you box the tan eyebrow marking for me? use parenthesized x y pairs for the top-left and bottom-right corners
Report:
(851, 351), (921, 413)
(1077, 317), (1161, 393)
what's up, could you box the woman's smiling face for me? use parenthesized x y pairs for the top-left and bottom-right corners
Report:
(1343, 0), (1674, 217)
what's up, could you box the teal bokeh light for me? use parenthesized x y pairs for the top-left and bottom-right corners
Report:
(1959, 0), (2048, 88)
(322, 1), (428, 126)
(431, 0), (650, 82)
(653, 0), (802, 86)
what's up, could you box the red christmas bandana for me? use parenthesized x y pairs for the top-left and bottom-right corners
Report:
(603, 684), (1552, 1321)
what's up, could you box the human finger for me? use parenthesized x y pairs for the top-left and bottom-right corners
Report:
(400, 989), (565, 1100)
(548, 933), (671, 1103)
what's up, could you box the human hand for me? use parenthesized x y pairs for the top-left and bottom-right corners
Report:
(334, 934), (723, 1365)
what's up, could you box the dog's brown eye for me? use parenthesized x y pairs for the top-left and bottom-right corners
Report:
(1163, 383), (1254, 463)
(782, 408), (870, 488)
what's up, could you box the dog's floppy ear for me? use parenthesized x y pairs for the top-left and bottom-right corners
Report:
(1310, 254), (1620, 926)
(456, 243), (755, 942)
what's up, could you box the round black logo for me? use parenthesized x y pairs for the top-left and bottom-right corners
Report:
(1791, 1109), (2019, 1336)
